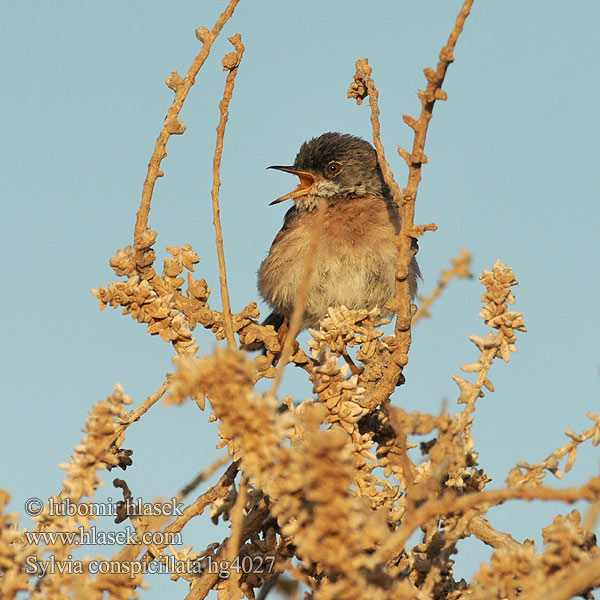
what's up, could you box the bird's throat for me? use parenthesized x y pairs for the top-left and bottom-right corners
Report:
(293, 180), (340, 211)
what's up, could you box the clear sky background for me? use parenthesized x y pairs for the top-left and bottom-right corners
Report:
(2, 1), (599, 598)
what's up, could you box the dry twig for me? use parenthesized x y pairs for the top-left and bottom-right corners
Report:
(134, 0), (240, 262)
(211, 34), (245, 350)
(349, 0), (475, 411)
(412, 248), (473, 325)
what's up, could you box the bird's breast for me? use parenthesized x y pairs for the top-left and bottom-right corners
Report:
(258, 195), (401, 328)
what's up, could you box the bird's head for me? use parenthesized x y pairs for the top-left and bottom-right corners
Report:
(268, 132), (388, 211)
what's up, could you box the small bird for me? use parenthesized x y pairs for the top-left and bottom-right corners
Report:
(252, 132), (420, 346)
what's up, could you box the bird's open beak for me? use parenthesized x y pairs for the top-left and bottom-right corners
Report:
(267, 165), (315, 205)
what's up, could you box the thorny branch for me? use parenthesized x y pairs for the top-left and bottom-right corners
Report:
(507, 412), (600, 486)
(139, 460), (239, 569)
(412, 248), (473, 325)
(134, 0), (240, 261)
(380, 476), (600, 562)
(176, 454), (231, 502)
(113, 379), (169, 444)
(349, 0), (475, 412)
(225, 473), (248, 595)
(468, 516), (521, 550)
(211, 33), (245, 350)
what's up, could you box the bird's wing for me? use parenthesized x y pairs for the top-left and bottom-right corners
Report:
(268, 205), (301, 251)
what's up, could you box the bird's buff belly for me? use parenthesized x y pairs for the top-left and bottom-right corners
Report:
(258, 230), (397, 329)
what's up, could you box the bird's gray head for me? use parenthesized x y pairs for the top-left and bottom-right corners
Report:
(268, 132), (388, 211)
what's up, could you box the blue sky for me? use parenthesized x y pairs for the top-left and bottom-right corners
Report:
(2, 1), (599, 597)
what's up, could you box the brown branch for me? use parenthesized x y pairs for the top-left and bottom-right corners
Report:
(468, 515), (521, 550)
(140, 460), (239, 568)
(176, 454), (231, 502)
(186, 499), (271, 600)
(509, 413), (600, 486)
(256, 575), (280, 600)
(351, 0), (474, 412)
(378, 475), (600, 563)
(225, 473), (248, 595)
(412, 248), (473, 325)
(117, 379), (169, 434)
(583, 495), (600, 532)
(165, 460), (239, 537)
(270, 199), (327, 396)
(133, 0), (240, 261)
(211, 34), (245, 350)
(348, 60), (403, 203)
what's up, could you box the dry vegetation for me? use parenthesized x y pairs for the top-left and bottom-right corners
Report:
(2, 1), (600, 599)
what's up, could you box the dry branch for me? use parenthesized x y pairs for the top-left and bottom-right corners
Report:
(412, 248), (473, 325)
(134, 0), (240, 259)
(211, 33), (245, 350)
(350, 0), (475, 412)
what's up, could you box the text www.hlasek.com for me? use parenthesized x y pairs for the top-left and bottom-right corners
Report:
(24, 526), (181, 547)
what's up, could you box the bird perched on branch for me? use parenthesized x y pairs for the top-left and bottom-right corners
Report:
(246, 132), (420, 349)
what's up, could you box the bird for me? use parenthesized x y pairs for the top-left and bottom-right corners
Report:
(247, 132), (420, 349)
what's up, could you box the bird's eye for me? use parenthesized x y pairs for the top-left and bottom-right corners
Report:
(325, 161), (342, 176)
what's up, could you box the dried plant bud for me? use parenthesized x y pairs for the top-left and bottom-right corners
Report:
(187, 277), (210, 301)
(109, 245), (135, 277)
(57, 384), (133, 514)
(542, 510), (598, 578)
(107, 447), (133, 471)
(165, 117), (186, 135)
(347, 79), (368, 105)
(221, 51), (240, 71)
(195, 26), (210, 42)
(308, 306), (388, 358)
(163, 257), (184, 278)
(165, 70), (184, 91)
(167, 244), (200, 271)
(136, 228), (158, 251)
(347, 58), (372, 105)
(239, 302), (259, 319)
